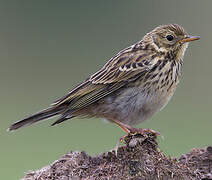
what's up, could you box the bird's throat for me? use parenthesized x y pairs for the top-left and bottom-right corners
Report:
(176, 43), (188, 61)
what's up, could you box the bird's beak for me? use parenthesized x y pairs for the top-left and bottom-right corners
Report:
(178, 35), (200, 43)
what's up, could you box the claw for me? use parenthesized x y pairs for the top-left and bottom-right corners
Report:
(115, 135), (127, 156)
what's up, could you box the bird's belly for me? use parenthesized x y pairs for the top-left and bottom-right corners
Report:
(96, 86), (176, 126)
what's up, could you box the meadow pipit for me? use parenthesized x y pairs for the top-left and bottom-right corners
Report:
(8, 24), (200, 135)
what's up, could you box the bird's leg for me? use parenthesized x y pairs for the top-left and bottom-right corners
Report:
(111, 119), (160, 136)
(112, 119), (160, 156)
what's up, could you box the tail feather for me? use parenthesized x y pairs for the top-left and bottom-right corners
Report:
(51, 113), (75, 126)
(8, 106), (64, 131)
(51, 115), (69, 126)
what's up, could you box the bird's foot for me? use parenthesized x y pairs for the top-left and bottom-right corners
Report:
(118, 128), (160, 145)
(127, 127), (160, 136)
(115, 128), (160, 156)
(111, 118), (160, 136)
(111, 119), (160, 155)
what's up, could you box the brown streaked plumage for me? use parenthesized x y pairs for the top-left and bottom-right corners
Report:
(8, 24), (200, 134)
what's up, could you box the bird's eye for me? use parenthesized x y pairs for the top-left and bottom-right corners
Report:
(166, 35), (174, 41)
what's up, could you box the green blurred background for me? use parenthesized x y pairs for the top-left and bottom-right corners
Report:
(1, 1), (211, 179)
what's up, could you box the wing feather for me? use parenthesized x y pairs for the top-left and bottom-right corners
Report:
(52, 44), (155, 112)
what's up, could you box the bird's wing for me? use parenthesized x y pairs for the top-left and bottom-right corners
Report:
(90, 46), (152, 84)
(52, 45), (154, 110)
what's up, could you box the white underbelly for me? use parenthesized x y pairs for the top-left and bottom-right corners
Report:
(105, 86), (176, 125)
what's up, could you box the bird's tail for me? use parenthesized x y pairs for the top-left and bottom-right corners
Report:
(8, 106), (64, 131)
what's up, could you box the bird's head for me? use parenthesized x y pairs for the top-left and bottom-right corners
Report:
(143, 24), (200, 60)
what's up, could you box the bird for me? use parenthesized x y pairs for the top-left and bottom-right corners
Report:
(8, 24), (200, 135)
